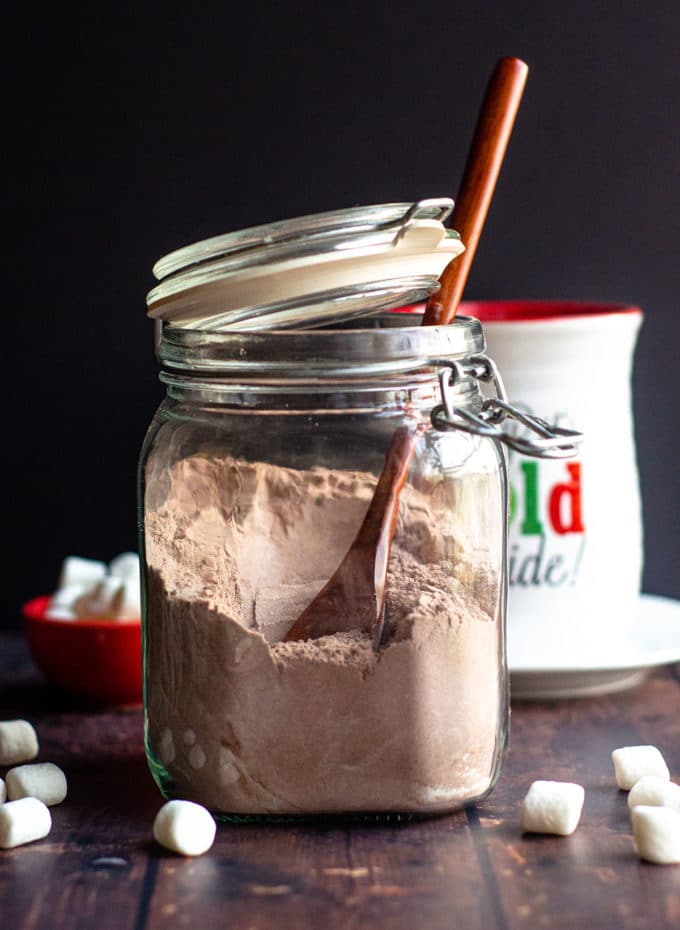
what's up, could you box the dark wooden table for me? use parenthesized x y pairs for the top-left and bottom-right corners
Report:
(1, 634), (679, 930)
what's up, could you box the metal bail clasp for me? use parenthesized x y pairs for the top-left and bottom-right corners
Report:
(387, 198), (455, 246)
(430, 355), (584, 459)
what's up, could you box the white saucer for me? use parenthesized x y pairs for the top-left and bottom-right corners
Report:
(509, 594), (680, 699)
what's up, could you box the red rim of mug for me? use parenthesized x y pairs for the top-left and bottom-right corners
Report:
(392, 300), (642, 322)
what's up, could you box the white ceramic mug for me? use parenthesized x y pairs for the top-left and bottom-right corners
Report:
(463, 301), (644, 658)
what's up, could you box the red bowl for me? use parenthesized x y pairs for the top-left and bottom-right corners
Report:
(22, 596), (142, 706)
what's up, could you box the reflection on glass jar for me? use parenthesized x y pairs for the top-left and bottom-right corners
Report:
(138, 315), (509, 819)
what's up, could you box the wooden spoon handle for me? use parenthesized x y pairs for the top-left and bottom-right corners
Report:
(423, 57), (529, 326)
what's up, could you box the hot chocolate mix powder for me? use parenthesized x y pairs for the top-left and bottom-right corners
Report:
(143, 454), (504, 815)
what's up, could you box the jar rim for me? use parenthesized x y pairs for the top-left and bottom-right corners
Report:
(157, 313), (486, 385)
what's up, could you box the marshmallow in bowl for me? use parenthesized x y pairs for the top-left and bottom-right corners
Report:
(74, 577), (126, 618)
(109, 552), (141, 582)
(47, 553), (141, 620)
(58, 556), (107, 590)
(74, 577), (140, 619)
(45, 584), (87, 619)
(115, 577), (142, 617)
(43, 607), (79, 620)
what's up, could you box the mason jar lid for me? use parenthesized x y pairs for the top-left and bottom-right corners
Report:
(147, 199), (464, 330)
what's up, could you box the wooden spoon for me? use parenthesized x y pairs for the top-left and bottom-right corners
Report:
(284, 57), (529, 646)
(282, 425), (420, 643)
(423, 57), (529, 325)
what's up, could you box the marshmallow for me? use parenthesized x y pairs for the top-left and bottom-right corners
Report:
(0, 720), (39, 765)
(50, 584), (86, 609)
(109, 552), (140, 582)
(631, 806), (680, 864)
(153, 800), (216, 856)
(6, 763), (67, 806)
(74, 577), (125, 618)
(115, 577), (141, 618)
(519, 780), (585, 836)
(58, 556), (107, 590)
(0, 778), (5, 803)
(612, 745), (670, 790)
(74, 575), (140, 619)
(51, 553), (141, 620)
(45, 584), (86, 620)
(43, 607), (78, 620)
(628, 776), (680, 812)
(0, 798), (52, 849)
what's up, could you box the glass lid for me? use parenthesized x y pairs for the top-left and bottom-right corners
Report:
(147, 199), (464, 331)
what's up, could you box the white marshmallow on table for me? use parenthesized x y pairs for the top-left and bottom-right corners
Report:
(109, 552), (140, 582)
(0, 720), (39, 766)
(628, 776), (680, 812)
(153, 800), (216, 856)
(6, 763), (67, 806)
(519, 780), (585, 836)
(631, 805), (680, 864)
(58, 556), (107, 590)
(612, 745), (670, 790)
(0, 778), (5, 804)
(0, 798), (52, 849)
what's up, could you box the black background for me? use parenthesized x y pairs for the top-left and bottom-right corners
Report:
(5, 1), (679, 629)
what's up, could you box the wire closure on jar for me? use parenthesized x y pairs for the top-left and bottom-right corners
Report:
(430, 356), (584, 459)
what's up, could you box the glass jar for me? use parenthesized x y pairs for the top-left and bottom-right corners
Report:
(139, 314), (516, 819)
(138, 201), (581, 819)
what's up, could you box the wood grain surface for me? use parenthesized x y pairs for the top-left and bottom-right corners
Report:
(1, 634), (679, 930)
